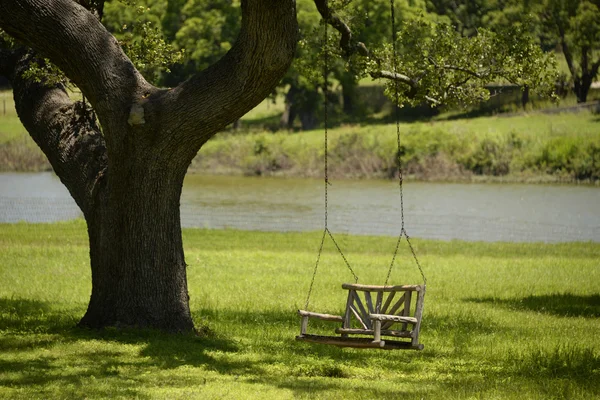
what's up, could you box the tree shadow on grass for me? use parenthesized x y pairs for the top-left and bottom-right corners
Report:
(3, 297), (598, 398)
(466, 293), (600, 318)
(0, 297), (257, 397)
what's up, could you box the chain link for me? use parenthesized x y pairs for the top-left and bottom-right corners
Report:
(303, 19), (358, 310)
(383, 0), (426, 287)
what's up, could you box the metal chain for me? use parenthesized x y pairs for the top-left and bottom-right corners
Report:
(384, 0), (426, 287)
(304, 19), (358, 311)
(327, 228), (359, 283)
(304, 229), (326, 310)
(404, 229), (427, 285)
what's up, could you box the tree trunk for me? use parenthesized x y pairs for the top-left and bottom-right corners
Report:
(81, 162), (193, 331)
(1, 0), (298, 333)
(573, 76), (592, 103)
(339, 71), (358, 116)
(521, 85), (530, 109)
(280, 84), (299, 130)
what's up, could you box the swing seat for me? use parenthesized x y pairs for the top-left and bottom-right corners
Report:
(297, 283), (425, 350)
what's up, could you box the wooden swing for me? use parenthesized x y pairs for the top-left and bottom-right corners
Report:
(296, 0), (427, 351)
(297, 284), (425, 350)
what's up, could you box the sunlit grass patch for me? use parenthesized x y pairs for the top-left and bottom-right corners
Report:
(0, 221), (599, 399)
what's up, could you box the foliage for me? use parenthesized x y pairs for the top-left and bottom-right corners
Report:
(173, 0), (240, 72)
(20, 58), (68, 87)
(0, 28), (15, 48)
(370, 20), (558, 107)
(0, 221), (599, 399)
(104, 3), (184, 84)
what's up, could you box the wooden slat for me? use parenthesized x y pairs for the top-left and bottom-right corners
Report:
(352, 292), (372, 329)
(342, 283), (423, 292)
(342, 290), (355, 335)
(382, 293), (407, 330)
(297, 310), (343, 322)
(364, 291), (374, 314)
(401, 291), (413, 331)
(335, 328), (413, 339)
(387, 293), (406, 316)
(381, 291), (396, 314)
(349, 304), (369, 330)
(297, 334), (423, 350)
(369, 314), (418, 324)
(375, 291), (383, 314)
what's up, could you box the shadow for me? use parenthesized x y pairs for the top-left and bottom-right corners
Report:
(466, 293), (600, 318)
(1, 296), (598, 398)
(0, 297), (80, 334)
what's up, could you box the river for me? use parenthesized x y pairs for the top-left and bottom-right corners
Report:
(0, 172), (598, 243)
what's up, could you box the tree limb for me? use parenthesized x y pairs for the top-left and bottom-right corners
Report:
(312, 0), (420, 98)
(558, 27), (577, 78)
(7, 51), (107, 217)
(0, 0), (152, 133)
(313, 0), (369, 57)
(146, 0), (299, 153)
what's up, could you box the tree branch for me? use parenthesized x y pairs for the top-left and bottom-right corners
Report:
(312, 0), (420, 99)
(7, 51), (107, 217)
(313, 0), (369, 57)
(369, 70), (415, 87)
(0, 0), (152, 130)
(558, 27), (577, 78)
(144, 0), (299, 153)
(428, 57), (488, 79)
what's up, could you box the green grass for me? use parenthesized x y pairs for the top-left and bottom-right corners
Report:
(1, 221), (599, 399)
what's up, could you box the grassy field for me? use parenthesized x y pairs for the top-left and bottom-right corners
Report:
(0, 221), (599, 399)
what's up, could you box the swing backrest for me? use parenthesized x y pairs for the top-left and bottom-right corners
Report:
(340, 283), (425, 340)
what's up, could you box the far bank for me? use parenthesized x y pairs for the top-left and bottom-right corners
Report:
(1, 105), (599, 184)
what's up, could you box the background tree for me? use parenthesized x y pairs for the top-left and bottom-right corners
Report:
(0, 0), (555, 333)
(541, 0), (600, 102)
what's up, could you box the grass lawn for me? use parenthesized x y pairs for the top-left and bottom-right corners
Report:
(0, 221), (599, 399)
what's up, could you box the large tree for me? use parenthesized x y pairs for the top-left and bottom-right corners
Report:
(0, 0), (555, 333)
(0, 0), (297, 332)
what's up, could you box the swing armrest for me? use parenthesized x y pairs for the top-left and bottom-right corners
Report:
(369, 314), (418, 324)
(297, 310), (343, 322)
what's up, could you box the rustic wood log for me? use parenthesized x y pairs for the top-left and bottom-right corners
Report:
(382, 293), (406, 329)
(335, 328), (413, 338)
(297, 310), (343, 322)
(373, 319), (382, 343)
(353, 293), (372, 329)
(401, 291), (413, 331)
(349, 304), (369, 330)
(300, 315), (309, 336)
(375, 291), (383, 313)
(412, 286), (426, 347)
(342, 290), (355, 337)
(369, 314), (417, 324)
(365, 291), (374, 314)
(296, 334), (423, 350)
(381, 290), (396, 314)
(342, 283), (423, 292)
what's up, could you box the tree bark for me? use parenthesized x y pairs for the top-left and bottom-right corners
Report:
(82, 163), (192, 331)
(0, 0), (298, 332)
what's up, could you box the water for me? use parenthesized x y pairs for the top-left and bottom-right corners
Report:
(1, 172), (599, 243)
